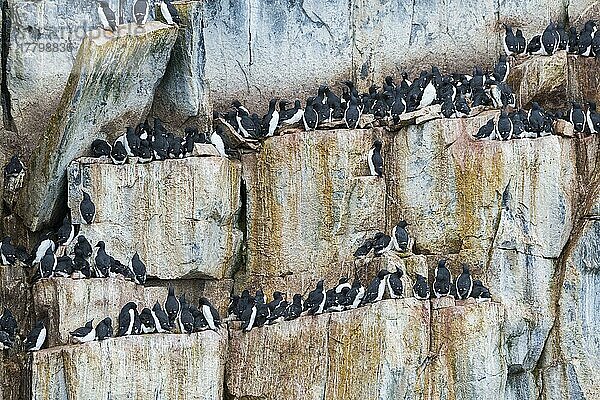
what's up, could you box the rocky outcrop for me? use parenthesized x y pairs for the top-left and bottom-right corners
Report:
(226, 299), (504, 399)
(239, 128), (387, 293)
(508, 51), (600, 110)
(31, 331), (227, 400)
(67, 155), (243, 280)
(152, 1), (211, 131)
(16, 22), (178, 232)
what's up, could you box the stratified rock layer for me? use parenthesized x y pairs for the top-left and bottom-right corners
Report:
(67, 156), (243, 280)
(31, 332), (227, 400)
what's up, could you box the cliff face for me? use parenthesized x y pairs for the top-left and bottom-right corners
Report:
(0, 0), (599, 400)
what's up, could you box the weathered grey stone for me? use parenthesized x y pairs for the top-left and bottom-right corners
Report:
(33, 276), (231, 347)
(152, 1), (211, 131)
(538, 218), (600, 400)
(3, 0), (96, 157)
(427, 301), (506, 399)
(67, 156), (243, 280)
(509, 52), (600, 111)
(31, 331), (227, 400)
(203, 0), (353, 111)
(226, 299), (430, 400)
(202, 0), (568, 109)
(16, 22), (178, 231)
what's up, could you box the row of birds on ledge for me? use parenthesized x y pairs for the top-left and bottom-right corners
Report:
(63, 256), (492, 347)
(503, 20), (600, 58)
(0, 214), (147, 285)
(228, 260), (491, 333)
(214, 56), (515, 140)
(473, 101), (600, 141)
(96, 0), (181, 31)
(68, 289), (222, 346)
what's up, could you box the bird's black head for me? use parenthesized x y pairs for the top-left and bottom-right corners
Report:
(95, 241), (105, 249)
(398, 220), (409, 228)
(462, 264), (470, 273)
(378, 270), (390, 278)
(373, 139), (383, 150)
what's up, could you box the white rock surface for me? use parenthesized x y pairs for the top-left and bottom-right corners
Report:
(67, 156), (243, 280)
(31, 331), (227, 400)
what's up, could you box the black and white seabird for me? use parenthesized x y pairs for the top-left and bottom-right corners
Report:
(117, 302), (140, 336)
(413, 274), (430, 300)
(210, 127), (227, 157)
(91, 139), (111, 158)
(93, 241), (111, 278)
(111, 140), (128, 165)
(433, 259), (452, 298)
(569, 102), (586, 133)
(515, 29), (526, 54)
(470, 280), (492, 302)
(284, 294), (303, 320)
(361, 270), (390, 305)
(139, 308), (156, 334)
(353, 238), (374, 258)
(303, 280), (326, 315)
(24, 321), (47, 352)
(133, 0), (149, 26)
(281, 100), (304, 125)
(97, 1), (117, 32)
(418, 74), (436, 109)
(39, 247), (56, 278)
(456, 265), (474, 300)
(57, 215), (75, 247)
(164, 287), (180, 326)
(493, 55), (509, 82)
(54, 256), (74, 277)
(387, 267), (404, 299)
(152, 302), (171, 332)
(368, 139), (384, 178)
(79, 191), (96, 224)
(578, 21), (595, 56)
(344, 95), (361, 129)
(241, 299), (258, 331)
(70, 320), (96, 343)
(159, 0), (181, 26)
(372, 232), (393, 256)
(303, 98), (319, 131)
(587, 102), (600, 134)
(475, 118), (495, 140)
(541, 22), (559, 55)
(74, 235), (92, 259)
(199, 297), (221, 331)
(95, 317), (113, 340)
(131, 252), (146, 285)
(267, 293), (288, 324)
(526, 35), (544, 55)
(528, 102), (546, 134)
(342, 279), (365, 309)
(503, 25), (518, 56)
(497, 109), (513, 140)
(262, 98), (280, 137)
(4, 155), (25, 179)
(391, 220), (410, 252)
